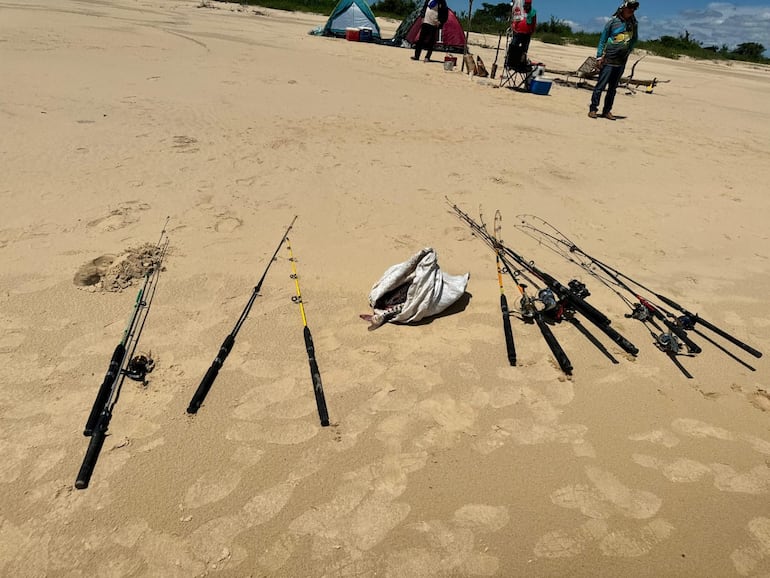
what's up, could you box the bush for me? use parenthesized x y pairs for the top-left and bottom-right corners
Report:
(539, 32), (564, 46)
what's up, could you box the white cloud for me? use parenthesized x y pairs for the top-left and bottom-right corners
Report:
(644, 3), (770, 53)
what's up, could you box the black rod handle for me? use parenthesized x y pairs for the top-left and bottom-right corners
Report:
(691, 314), (761, 358)
(500, 294), (517, 366)
(187, 334), (235, 414)
(563, 292), (611, 327)
(304, 326), (330, 427)
(75, 417), (109, 489)
(654, 294), (761, 358)
(590, 319), (639, 356)
(84, 344), (125, 436)
(535, 315), (573, 375)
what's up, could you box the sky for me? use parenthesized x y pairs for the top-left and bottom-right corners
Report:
(447, 1), (770, 54)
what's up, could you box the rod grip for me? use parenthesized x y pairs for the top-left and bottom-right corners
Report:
(593, 321), (639, 356)
(304, 327), (330, 427)
(187, 334), (235, 414)
(564, 293), (611, 327)
(75, 418), (108, 489)
(84, 344), (125, 436)
(690, 315), (762, 359)
(501, 294), (516, 366)
(535, 315), (573, 375)
(657, 291), (762, 358)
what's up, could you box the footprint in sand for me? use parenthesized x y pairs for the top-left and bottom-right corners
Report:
(731, 517), (770, 576)
(631, 419), (770, 493)
(213, 214), (242, 233)
(382, 505), (508, 575)
(184, 469), (242, 509)
(73, 254), (116, 286)
(85, 201), (149, 233)
(534, 466), (671, 559)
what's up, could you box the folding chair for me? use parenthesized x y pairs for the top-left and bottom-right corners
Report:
(499, 30), (534, 90)
(565, 56), (600, 88)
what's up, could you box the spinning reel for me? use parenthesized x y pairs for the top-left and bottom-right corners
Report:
(125, 353), (155, 382)
(656, 332), (681, 354)
(627, 302), (652, 321)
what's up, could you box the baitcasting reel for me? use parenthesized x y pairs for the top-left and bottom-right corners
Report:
(568, 279), (590, 299)
(125, 353), (155, 382)
(677, 314), (697, 330)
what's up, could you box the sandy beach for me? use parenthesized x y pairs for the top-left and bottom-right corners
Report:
(1, 1), (770, 575)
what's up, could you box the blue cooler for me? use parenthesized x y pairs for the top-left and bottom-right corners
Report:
(359, 28), (373, 42)
(530, 78), (552, 95)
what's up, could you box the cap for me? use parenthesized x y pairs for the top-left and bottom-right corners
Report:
(621, 0), (639, 8)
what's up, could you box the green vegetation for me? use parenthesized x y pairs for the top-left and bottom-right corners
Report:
(221, 0), (769, 64)
(465, 4), (769, 63)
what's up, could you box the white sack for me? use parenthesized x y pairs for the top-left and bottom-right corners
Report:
(366, 247), (469, 329)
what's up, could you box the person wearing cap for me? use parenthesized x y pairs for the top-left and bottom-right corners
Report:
(588, 0), (639, 120)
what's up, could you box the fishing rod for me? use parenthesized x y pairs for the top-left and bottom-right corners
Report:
(186, 216), (297, 414)
(451, 201), (572, 374)
(286, 235), (330, 427)
(481, 209), (516, 366)
(449, 200), (638, 357)
(515, 216), (702, 356)
(76, 219), (170, 489)
(489, 211), (616, 366)
(517, 214), (762, 360)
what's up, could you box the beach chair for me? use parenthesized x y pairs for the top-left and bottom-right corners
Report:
(565, 56), (600, 87)
(499, 30), (535, 90)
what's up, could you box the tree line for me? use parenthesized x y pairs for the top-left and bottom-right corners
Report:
(227, 0), (769, 63)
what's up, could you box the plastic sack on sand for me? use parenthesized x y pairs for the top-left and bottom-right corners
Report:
(361, 247), (470, 330)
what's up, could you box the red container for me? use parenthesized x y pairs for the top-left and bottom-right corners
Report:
(345, 28), (360, 41)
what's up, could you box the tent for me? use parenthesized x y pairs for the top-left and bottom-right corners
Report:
(321, 0), (382, 39)
(390, 2), (466, 53)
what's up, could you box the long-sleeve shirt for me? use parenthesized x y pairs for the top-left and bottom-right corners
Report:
(597, 15), (638, 65)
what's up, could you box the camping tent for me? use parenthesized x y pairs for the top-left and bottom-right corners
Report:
(322, 0), (382, 39)
(391, 2), (465, 53)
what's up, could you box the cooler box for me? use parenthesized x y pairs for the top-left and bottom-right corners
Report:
(345, 28), (360, 41)
(359, 28), (373, 42)
(530, 77), (552, 95)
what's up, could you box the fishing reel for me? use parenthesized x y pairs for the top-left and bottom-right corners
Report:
(627, 303), (652, 321)
(656, 332), (681, 354)
(538, 288), (558, 311)
(519, 300), (536, 320)
(125, 353), (155, 382)
(568, 279), (590, 299)
(677, 314), (697, 330)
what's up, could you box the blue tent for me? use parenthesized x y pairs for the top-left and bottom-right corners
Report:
(322, 0), (381, 38)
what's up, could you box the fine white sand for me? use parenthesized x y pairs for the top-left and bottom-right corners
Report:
(1, 1), (769, 576)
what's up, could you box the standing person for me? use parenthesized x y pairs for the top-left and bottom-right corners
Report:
(411, 0), (444, 62)
(511, 0), (537, 53)
(588, 0), (639, 120)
